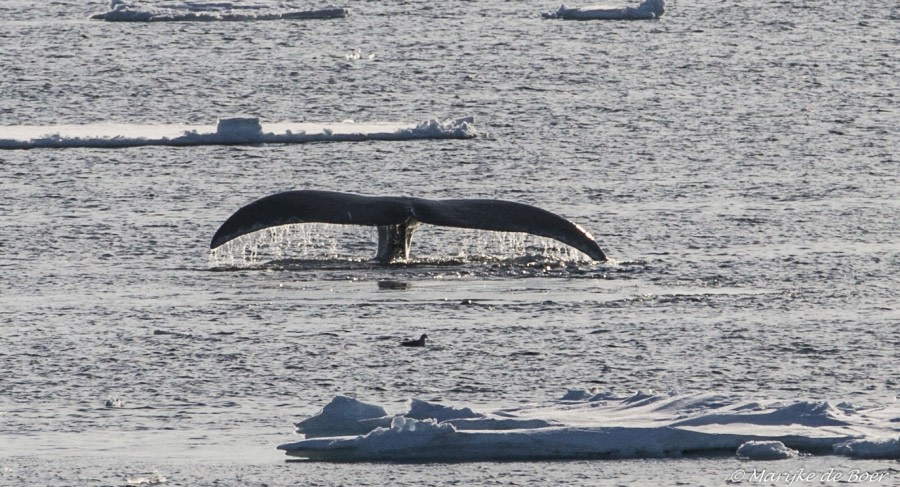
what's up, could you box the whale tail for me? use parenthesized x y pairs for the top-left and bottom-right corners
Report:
(210, 190), (607, 263)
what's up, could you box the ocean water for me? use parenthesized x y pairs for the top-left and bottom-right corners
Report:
(1, 0), (898, 485)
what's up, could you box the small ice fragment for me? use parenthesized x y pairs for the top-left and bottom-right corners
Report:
(736, 440), (799, 460)
(105, 397), (125, 408)
(561, 389), (593, 401)
(833, 438), (900, 459)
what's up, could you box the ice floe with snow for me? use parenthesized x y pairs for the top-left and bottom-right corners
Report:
(90, 0), (348, 22)
(736, 441), (799, 460)
(542, 0), (665, 20)
(833, 437), (900, 460)
(278, 390), (900, 461)
(0, 116), (476, 150)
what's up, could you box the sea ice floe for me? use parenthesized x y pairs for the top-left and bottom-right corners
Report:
(406, 398), (482, 422)
(278, 390), (899, 461)
(736, 440), (800, 460)
(90, 1), (349, 22)
(542, 0), (665, 20)
(561, 388), (595, 401)
(833, 437), (900, 459)
(104, 397), (125, 408)
(125, 473), (167, 486)
(0, 116), (477, 150)
(295, 395), (391, 438)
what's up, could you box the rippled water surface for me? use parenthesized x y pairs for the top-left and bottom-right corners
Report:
(1, 0), (898, 485)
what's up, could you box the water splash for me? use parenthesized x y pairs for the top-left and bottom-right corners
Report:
(208, 223), (596, 270)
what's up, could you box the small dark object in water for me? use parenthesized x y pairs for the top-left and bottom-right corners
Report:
(401, 334), (427, 347)
(378, 280), (410, 290)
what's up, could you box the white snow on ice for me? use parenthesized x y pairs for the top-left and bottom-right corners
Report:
(833, 438), (900, 460)
(0, 116), (476, 149)
(736, 441), (799, 460)
(278, 390), (900, 461)
(543, 0), (665, 20)
(90, 1), (349, 22)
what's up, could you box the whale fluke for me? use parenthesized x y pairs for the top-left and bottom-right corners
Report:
(210, 190), (607, 263)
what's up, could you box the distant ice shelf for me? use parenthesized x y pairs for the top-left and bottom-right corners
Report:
(542, 0), (665, 20)
(90, 1), (349, 22)
(278, 390), (900, 461)
(0, 116), (477, 150)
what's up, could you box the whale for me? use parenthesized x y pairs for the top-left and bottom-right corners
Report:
(210, 190), (607, 263)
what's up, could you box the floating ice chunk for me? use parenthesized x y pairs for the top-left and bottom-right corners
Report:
(561, 389), (594, 401)
(278, 391), (899, 461)
(279, 422), (800, 461)
(392, 116), (477, 140)
(390, 416), (448, 433)
(0, 116), (477, 150)
(90, 1), (349, 21)
(833, 437), (900, 459)
(406, 398), (483, 422)
(125, 473), (167, 486)
(543, 0), (665, 20)
(105, 397), (125, 408)
(736, 440), (800, 460)
(294, 395), (391, 439)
